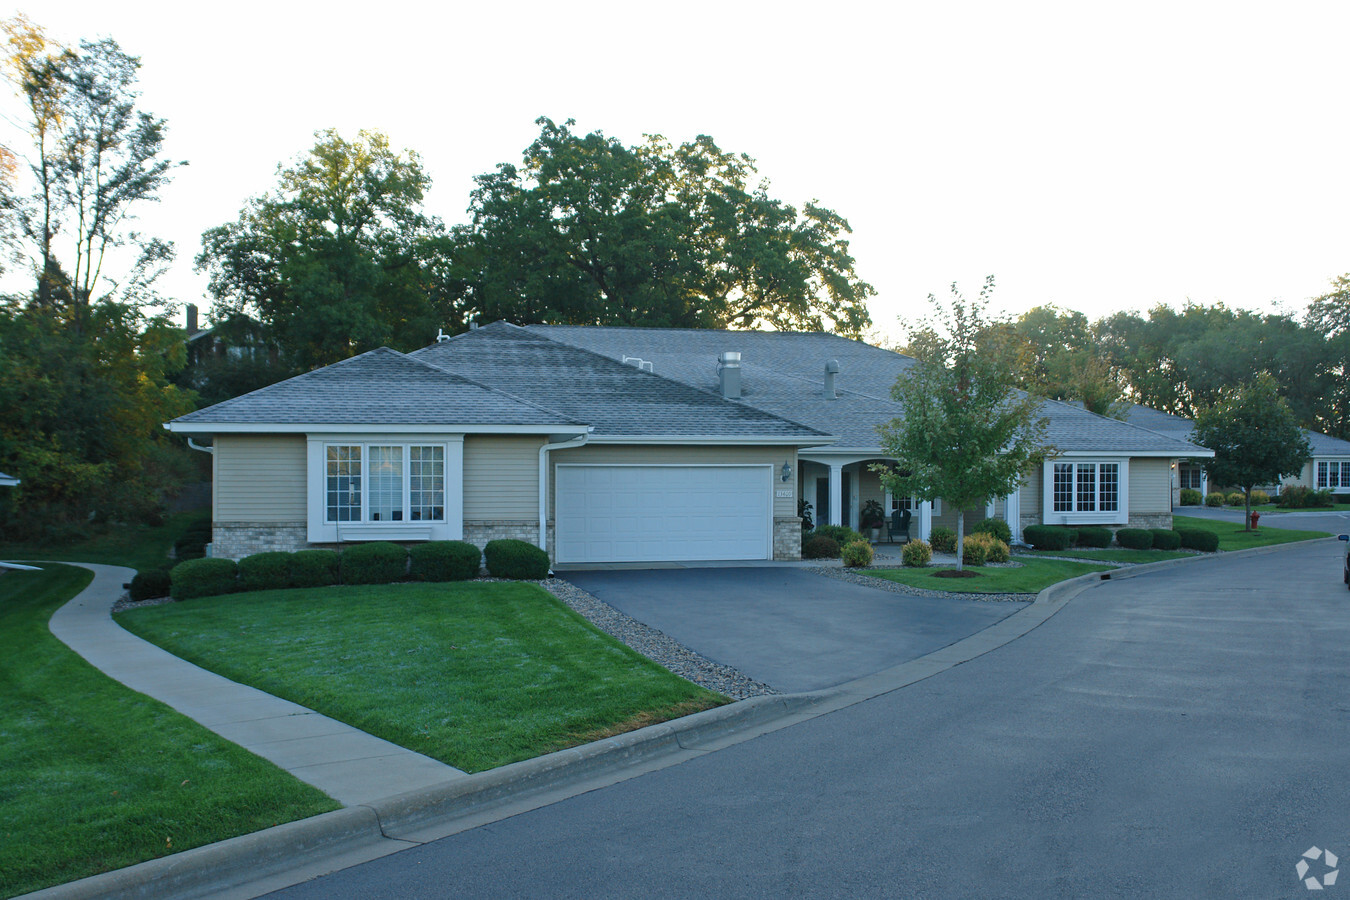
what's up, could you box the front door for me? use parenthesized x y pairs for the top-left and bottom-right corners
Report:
(815, 478), (829, 529)
(842, 471), (852, 528)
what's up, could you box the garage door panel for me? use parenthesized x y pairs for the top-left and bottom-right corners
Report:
(556, 465), (772, 563)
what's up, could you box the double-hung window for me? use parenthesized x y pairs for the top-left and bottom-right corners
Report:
(309, 437), (462, 543)
(1316, 460), (1350, 490)
(1046, 460), (1125, 524)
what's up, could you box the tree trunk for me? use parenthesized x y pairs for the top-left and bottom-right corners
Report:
(955, 510), (965, 572)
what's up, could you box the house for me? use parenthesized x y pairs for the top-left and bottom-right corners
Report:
(1119, 404), (1350, 498)
(165, 322), (1211, 564)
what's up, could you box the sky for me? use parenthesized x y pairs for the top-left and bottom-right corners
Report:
(6, 1), (1349, 345)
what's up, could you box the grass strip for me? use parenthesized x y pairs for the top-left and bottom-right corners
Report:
(1172, 514), (1330, 550)
(863, 557), (1113, 593)
(0, 509), (209, 574)
(1019, 548), (1195, 563)
(0, 564), (337, 898)
(117, 582), (727, 774)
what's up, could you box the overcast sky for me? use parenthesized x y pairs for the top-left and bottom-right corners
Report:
(8, 1), (1348, 344)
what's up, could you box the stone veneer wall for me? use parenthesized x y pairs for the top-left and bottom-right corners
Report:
(462, 521), (539, 549)
(212, 523), (307, 559)
(774, 516), (802, 561)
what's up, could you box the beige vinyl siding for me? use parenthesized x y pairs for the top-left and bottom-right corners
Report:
(550, 445), (796, 518)
(214, 434), (307, 522)
(1020, 466), (1043, 518)
(463, 435), (545, 520)
(1128, 458), (1172, 515)
(930, 504), (985, 533)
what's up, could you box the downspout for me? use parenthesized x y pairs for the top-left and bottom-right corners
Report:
(539, 432), (591, 554)
(186, 438), (214, 454)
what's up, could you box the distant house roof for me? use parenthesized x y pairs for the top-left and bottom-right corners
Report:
(1119, 403), (1350, 456)
(532, 325), (1210, 456)
(0, 471), (18, 487)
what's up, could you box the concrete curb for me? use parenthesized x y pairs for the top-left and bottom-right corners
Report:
(25, 536), (1335, 899)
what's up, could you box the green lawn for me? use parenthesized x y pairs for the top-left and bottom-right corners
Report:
(1181, 503), (1350, 513)
(117, 582), (726, 773)
(1019, 548), (1195, 564)
(1172, 513), (1331, 550)
(0, 509), (208, 574)
(0, 564), (337, 898)
(863, 557), (1113, 593)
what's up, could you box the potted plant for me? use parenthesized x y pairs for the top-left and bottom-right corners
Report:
(860, 499), (886, 541)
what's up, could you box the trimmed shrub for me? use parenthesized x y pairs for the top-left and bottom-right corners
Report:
(970, 517), (1012, 545)
(902, 539), (932, 567)
(1176, 527), (1220, 552)
(961, 533), (990, 566)
(802, 535), (841, 559)
(484, 539), (550, 579)
(1205, 492), (1225, 507)
(409, 541), (481, 582)
(129, 569), (172, 602)
(841, 540), (874, 568)
(929, 526), (957, 554)
(1115, 527), (1154, 550)
(291, 549), (339, 588)
(238, 551), (293, 592)
(171, 558), (239, 600)
(1225, 492), (1244, 507)
(1149, 528), (1182, 550)
(1023, 524), (1071, 551)
(1250, 489), (1270, 505)
(340, 542), (408, 585)
(811, 525), (865, 547)
(1076, 526), (1113, 548)
(1178, 488), (1202, 506)
(985, 536), (1010, 563)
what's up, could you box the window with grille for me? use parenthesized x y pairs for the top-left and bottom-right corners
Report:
(1054, 462), (1119, 514)
(325, 444), (445, 524)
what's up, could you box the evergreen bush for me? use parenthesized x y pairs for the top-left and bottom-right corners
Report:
(171, 558), (239, 600)
(129, 569), (172, 602)
(970, 517), (1012, 545)
(237, 551), (293, 592)
(1178, 488), (1202, 506)
(841, 540), (874, 568)
(484, 539), (550, 579)
(1149, 528), (1182, 550)
(1115, 528), (1154, 550)
(340, 542), (408, 585)
(1023, 524), (1070, 551)
(929, 526), (957, 553)
(409, 541), (481, 582)
(901, 540), (932, 567)
(1075, 526), (1113, 548)
(1176, 528), (1220, 552)
(802, 536), (841, 559)
(290, 549), (339, 588)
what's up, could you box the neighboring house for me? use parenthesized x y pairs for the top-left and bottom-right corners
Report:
(1120, 404), (1350, 498)
(0, 471), (18, 487)
(165, 322), (1210, 564)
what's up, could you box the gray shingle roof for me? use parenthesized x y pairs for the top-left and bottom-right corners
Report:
(531, 325), (1208, 455)
(1122, 403), (1350, 456)
(411, 323), (828, 440)
(171, 347), (582, 427)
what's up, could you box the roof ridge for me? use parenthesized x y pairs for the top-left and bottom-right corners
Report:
(408, 354), (584, 425)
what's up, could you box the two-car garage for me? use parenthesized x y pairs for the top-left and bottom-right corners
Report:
(553, 464), (774, 564)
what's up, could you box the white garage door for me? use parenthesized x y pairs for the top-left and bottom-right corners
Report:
(555, 465), (773, 563)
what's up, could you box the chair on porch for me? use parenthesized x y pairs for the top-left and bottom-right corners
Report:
(888, 508), (912, 544)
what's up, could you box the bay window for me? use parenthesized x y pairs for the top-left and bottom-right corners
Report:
(1316, 460), (1350, 490)
(1045, 459), (1127, 524)
(309, 436), (462, 542)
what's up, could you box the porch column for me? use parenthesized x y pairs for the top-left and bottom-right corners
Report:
(918, 500), (932, 542)
(1004, 489), (1021, 544)
(829, 463), (843, 527)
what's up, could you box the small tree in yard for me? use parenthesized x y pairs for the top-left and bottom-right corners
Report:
(1192, 374), (1311, 531)
(876, 277), (1050, 570)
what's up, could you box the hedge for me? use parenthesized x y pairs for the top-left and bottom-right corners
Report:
(1176, 527), (1220, 552)
(409, 541), (481, 582)
(1115, 527), (1154, 550)
(340, 542), (408, 585)
(802, 536), (840, 559)
(1023, 524), (1071, 551)
(238, 551), (293, 592)
(1076, 526), (1113, 548)
(129, 569), (172, 602)
(171, 558), (239, 600)
(1149, 528), (1182, 550)
(1178, 488), (1202, 506)
(810, 525), (865, 547)
(484, 539), (550, 579)
(841, 540), (874, 568)
(970, 518), (1012, 545)
(929, 526), (957, 554)
(291, 549), (339, 588)
(1205, 492), (1225, 507)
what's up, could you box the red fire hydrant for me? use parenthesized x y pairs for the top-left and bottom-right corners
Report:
(1249, 511), (1260, 530)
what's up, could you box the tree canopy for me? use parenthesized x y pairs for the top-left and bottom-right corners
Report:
(197, 129), (453, 370)
(879, 278), (1049, 569)
(448, 118), (875, 337)
(1192, 374), (1311, 528)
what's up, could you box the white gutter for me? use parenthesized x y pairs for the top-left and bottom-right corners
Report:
(539, 431), (592, 551)
(186, 438), (213, 454)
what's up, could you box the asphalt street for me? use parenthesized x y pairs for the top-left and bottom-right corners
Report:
(271, 536), (1350, 899)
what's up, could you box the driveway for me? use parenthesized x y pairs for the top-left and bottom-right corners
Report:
(561, 568), (1027, 692)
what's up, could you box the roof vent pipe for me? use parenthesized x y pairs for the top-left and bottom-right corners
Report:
(718, 351), (742, 399)
(435, 328), (451, 342)
(824, 359), (840, 399)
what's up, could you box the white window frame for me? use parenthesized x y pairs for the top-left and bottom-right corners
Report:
(884, 490), (941, 516)
(307, 435), (463, 543)
(1315, 459), (1350, 491)
(1042, 458), (1128, 525)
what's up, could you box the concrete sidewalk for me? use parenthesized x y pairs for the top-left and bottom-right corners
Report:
(45, 563), (465, 806)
